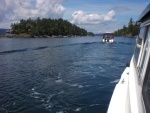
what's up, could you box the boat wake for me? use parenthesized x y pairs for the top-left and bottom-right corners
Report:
(0, 41), (102, 55)
(30, 86), (104, 113)
(0, 39), (134, 55)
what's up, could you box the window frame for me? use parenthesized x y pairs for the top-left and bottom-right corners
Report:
(133, 27), (146, 77)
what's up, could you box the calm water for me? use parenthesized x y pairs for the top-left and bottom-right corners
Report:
(0, 36), (135, 113)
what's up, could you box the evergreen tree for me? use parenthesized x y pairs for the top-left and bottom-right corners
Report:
(127, 18), (133, 35)
(123, 25), (127, 36)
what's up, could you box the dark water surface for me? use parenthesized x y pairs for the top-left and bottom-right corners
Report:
(0, 36), (135, 113)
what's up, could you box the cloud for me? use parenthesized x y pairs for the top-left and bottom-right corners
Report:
(111, 6), (130, 13)
(70, 10), (116, 25)
(0, 0), (67, 22)
(77, 20), (126, 34)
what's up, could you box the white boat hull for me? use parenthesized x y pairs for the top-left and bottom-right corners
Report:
(107, 67), (130, 113)
(103, 39), (114, 43)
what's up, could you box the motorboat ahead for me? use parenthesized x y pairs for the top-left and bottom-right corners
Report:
(102, 33), (114, 43)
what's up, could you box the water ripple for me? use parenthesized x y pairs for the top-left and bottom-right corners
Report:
(0, 37), (135, 113)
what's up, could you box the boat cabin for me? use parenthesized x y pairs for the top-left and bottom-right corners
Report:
(135, 3), (150, 113)
(102, 33), (114, 43)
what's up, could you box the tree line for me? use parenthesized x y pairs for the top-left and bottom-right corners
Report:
(114, 18), (140, 37)
(11, 18), (94, 37)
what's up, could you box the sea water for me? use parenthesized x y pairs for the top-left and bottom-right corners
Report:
(0, 36), (135, 113)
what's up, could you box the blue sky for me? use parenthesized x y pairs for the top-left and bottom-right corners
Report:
(0, 0), (149, 33)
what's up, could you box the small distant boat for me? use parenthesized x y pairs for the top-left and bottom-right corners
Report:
(102, 33), (114, 43)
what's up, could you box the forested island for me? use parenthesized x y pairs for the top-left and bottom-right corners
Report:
(114, 18), (140, 37)
(10, 18), (94, 38)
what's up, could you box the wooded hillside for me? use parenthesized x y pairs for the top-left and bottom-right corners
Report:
(11, 18), (94, 37)
(114, 18), (140, 37)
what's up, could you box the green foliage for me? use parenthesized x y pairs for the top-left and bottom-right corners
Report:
(114, 18), (140, 37)
(11, 18), (89, 37)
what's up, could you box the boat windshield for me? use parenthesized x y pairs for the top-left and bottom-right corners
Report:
(103, 34), (114, 39)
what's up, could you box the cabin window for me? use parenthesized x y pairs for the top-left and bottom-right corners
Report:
(142, 26), (150, 112)
(134, 27), (145, 73)
(143, 63), (150, 113)
(138, 27), (149, 76)
(140, 41), (149, 74)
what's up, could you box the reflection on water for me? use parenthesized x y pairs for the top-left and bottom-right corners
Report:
(0, 36), (135, 113)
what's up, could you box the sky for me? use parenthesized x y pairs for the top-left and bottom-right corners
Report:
(0, 0), (149, 33)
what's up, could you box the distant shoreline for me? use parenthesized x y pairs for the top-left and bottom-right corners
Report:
(114, 36), (137, 38)
(116, 36), (137, 38)
(0, 35), (137, 39)
(0, 35), (93, 38)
